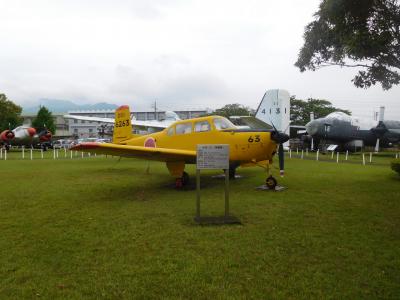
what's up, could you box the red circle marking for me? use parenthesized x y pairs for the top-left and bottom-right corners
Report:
(144, 137), (156, 148)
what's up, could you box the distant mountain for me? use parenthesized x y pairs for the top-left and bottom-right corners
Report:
(22, 99), (119, 114)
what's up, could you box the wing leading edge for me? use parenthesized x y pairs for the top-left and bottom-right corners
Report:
(72, 142), (196, 163)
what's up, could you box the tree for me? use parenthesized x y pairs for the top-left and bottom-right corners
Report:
(295, 0), (400, 90)
(0, 93), (23, 131)
(32, 106), (56, 134)
(290, 96), (351, 125)
(211, 103), (252, 118)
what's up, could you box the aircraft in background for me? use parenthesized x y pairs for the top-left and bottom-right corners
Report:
(64, 111), (181, 134)
(0, 126), (53, 150)
(303, 107), (400, 152)
(72, 105), (289, 189)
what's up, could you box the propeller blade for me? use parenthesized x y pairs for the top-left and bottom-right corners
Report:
(278, 143), (284, 177)
(375, 138), (380, 153)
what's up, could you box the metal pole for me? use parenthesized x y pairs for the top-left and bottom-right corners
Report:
(225, 168), (229, 217)
(64, 147), (67, 158)
(53, 148), (56, 159)
(4, 150), (7, 160)
(30, 148), (33, 160)
(70, 150), (73, 159)
(362, 153), (366, 165)
(345, 150), (348, 161)
(331, 151), (334, 159)
(41, 149), (43, 159)
(81, 152), (84, 158)
(301, 150), (304, 159)
(22, 146), (25, 159)
(289, 149), (292, 159)
(369, 152), (372, 163)
(336, 152), (339, 163)
(316, 149), (319, 161)
(0, 148), (2, 159)
(196, 169), (201, 219)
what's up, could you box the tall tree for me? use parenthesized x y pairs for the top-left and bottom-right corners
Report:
(212, 103), (252, 118)
(295, 0), (400, 90)
(290, 97), (351, 125)
(0, 93), (23, 131)
(32, 106), (56, 134)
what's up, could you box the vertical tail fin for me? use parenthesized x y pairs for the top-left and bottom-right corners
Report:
(113, 105), (133, 144)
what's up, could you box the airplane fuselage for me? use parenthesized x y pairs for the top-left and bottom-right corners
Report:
(121, 116), (278, 165)
(305, 112), (400, 150)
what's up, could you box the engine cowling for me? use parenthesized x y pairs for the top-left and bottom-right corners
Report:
(0, 130), (15, 142)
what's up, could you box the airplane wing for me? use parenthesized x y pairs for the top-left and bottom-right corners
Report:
(64, 114), (171, 129)
(71, 142), (196, 163)
(64, 114), (115, 123)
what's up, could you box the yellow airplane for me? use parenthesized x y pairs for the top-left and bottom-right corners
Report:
(72, 105), (289, 188)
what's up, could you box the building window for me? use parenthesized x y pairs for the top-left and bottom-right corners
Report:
(89, 128), (93, 133)
(74, 119), (78, 124)
(74, 129), (78, 133)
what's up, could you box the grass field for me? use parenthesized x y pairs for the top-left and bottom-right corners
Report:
(0, 153), (399, 299)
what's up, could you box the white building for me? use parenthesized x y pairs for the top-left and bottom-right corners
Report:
(67, 109), (209, 138)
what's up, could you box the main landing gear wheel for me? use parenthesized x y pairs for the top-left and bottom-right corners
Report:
(265, 176), (277, 190)
(175, 172), (190, 188)
(229, 168), (236, 179)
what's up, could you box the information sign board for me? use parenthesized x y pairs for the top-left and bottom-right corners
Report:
(196, 144), (229, 170)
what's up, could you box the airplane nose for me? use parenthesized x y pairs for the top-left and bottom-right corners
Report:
(306, 120), (319, 136)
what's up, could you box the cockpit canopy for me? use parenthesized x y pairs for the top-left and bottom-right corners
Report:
(166, 117), (236, 136)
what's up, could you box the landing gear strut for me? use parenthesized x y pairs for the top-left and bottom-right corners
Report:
(175, 172), (190, 188)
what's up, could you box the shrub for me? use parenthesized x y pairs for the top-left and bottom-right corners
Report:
(391, 160), (400, 175)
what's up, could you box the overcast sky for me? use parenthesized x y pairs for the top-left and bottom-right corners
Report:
(1, 0), (399, 119)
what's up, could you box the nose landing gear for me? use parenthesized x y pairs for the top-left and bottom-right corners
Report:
(265, 176), (277, 190)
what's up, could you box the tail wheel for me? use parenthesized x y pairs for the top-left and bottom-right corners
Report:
(266, 176), (277, 190)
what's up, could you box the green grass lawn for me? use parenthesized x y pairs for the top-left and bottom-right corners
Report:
(0, 154), (399, 299)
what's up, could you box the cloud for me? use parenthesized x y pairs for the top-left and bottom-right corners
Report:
(0, 0), (399, 118)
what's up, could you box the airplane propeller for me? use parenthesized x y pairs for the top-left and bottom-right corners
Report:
(270, 122), (290, 177)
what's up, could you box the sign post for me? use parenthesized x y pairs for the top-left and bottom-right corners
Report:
(195, 144), (240, 225)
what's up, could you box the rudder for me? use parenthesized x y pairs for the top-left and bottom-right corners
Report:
(113, 105), (133, 143)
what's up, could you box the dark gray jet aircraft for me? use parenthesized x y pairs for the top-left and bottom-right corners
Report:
(304, 107), (400, 152)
